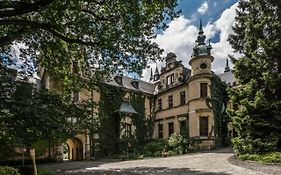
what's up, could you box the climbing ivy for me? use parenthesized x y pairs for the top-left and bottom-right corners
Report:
(97, 85), (156, 156)
(97, 84), (124, 156)
(207, 74), (229, 147)
(130, 93), (155, 146)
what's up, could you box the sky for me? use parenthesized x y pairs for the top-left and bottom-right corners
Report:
(141, 0), (239, 81)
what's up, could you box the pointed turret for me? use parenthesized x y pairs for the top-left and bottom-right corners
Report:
(191, 20), (211, 57)
(224, 58), (230, 72)
(154, 65), (160, 81)
(154, 66), (159, 75)
(189, 20), (214, 76)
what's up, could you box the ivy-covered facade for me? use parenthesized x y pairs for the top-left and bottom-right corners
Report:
(40, 21), (233, 161)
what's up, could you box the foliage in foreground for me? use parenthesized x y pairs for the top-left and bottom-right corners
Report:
(122, 134), (201, 160)
(0, 166), (20, 175)
(0, 0), (179, 82)
(227, 0), (281, 155)
(238, 152), (281, 164)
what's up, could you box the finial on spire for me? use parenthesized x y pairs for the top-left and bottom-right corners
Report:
(199, 19), (204, 34)
(224, 58), (230, 72)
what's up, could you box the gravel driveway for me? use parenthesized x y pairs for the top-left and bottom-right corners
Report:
(42, 148), (280, 175)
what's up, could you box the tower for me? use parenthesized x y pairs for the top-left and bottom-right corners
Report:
(187, 20), (215, 149)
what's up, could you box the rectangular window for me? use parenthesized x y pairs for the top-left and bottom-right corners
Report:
(180, 91), (186, 105)
(180, 120), (187, 136)
(200, 83), (208, 97)
(200, 116), (209, 137)
(168, 122), (174, 136)
(171, 74), (174, 84)
(168, 95), (173, 108)
(167, 76), (171, 86)
(158, 99), (162, 111)
(158, 124), (163, 139)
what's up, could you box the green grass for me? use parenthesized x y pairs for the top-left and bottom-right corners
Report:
(238, 152), (281, 163)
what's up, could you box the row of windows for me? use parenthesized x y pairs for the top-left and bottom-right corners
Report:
(157, 117), (209, 138)
(157, 122), (174, 138)
(158, 91), (186, 110)
(157, 83), (208, 111)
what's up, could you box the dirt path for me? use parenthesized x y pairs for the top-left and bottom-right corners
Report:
(42, 148), (273, 175)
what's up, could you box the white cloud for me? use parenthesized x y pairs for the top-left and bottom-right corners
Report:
(197, 1), (209, 15)
(142, 2), (239, 81)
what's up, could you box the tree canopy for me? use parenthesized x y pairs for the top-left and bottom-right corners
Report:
(0, 0), (179, 76)
(228, 0), (281, 154)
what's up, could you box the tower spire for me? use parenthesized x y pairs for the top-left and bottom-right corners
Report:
(199, 18), (204, 34)
(224, 58), (230, 72)
(149, 68), (153, 81)
(191, 19), (211, 57)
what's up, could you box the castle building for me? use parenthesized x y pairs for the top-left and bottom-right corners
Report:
(39, 21), (235, 161)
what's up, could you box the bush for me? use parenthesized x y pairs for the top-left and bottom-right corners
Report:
(168, 134), (188, 154)
(143, 139), (166, 155)
(238, 152), (281, 163)
(232, 137), (275, 155)
(0, 166), (20, 175)
(167, 134), (202, 154)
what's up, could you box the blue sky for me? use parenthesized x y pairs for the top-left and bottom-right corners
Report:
(142, 0), (240, 81)
(177, 0), (237, 42)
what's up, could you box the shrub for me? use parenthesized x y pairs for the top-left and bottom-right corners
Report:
(0, 166), (20, 175)
(168, 134), (188, 154)
(238, 152), (281, 163)
(232, 137), (275, 155)
(143, 139), (166, 154)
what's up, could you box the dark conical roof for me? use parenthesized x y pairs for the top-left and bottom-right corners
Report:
(166, 52), (176, 60)
(191, 20), (212, 57)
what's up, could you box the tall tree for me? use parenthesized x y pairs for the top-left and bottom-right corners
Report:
(228, 0), (281, 154)
(0, 0), (179, 77)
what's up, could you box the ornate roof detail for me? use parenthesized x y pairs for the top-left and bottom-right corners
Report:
(191, 19), (212, 57)
(166, 52), (176, 60)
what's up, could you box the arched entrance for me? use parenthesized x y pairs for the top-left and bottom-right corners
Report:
(65, 138), (83, 160)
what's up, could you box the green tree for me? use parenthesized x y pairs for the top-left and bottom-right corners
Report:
(0, 0), (179, 77)
(228, 0), (281, 154)
(0, 67), (90, 160)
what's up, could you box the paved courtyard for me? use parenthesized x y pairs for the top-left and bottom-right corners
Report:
(42, 148), (278, 175)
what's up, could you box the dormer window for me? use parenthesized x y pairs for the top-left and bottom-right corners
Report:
(166, 74), (174, 86)
(130, 79), (139, 89)
(114, 75), (123, 85)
